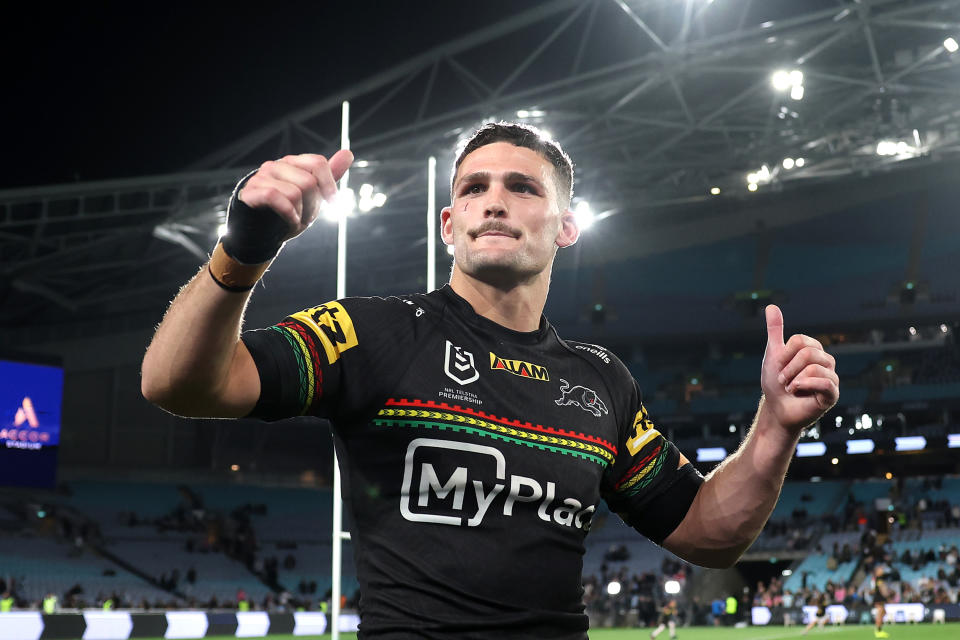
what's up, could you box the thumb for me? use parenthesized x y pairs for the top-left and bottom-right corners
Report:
(765, 304), (785, 351)
(329, 149), (355, 183)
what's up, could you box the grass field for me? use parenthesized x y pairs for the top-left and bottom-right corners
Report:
(112, 623), (958, 640)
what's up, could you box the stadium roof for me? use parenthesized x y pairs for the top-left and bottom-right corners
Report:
(1, 0), (959, 339)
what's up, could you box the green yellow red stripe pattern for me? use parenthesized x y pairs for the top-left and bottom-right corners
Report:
(375, 398), (617, 468)
(271, 320), (324, 415)
(613, 439), (668, 497)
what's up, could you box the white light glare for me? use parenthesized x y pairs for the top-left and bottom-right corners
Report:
(782, 158), (795, 170)
(861, 414), (873, 429)
(747, 183), (758, 192)
(710, 187), (721, 195)
(356, 183), (387, 213)
(796, 442), (826, 457)
(941, 324), (950, 334)
(607, 581), (622, 596)
(322, 187), (356, 222)
(895, 436), (926, 452)
(945, 37), (959, 53)
(772, 70), (792, 91)
(790, 84), (805, 101)
(782, 570), (793, 577)
(665, 580), (681, 595)
(574, 200), (595, 230)
(795, 157), (805, 167)
(217, 223), (228, 238)
(846, 439), (875, 455)
(516, 109), (546, 119)
(696, 447), (726, 462)
(876, 140), (916, 157)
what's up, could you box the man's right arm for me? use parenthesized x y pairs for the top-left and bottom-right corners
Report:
(140, 150), (354, 418)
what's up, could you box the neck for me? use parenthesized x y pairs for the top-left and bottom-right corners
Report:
(448, 266), (550, 332)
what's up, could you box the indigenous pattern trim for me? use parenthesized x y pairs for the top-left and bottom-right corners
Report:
(270, 320), (324, 414)
(375, 398), (616, 467)
(613, 439), (668, 496)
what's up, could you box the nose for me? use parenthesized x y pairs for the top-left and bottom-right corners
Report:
(483, 183), (508, 218)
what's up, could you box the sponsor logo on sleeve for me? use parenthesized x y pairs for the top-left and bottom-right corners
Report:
(291, 301), (358, 364)
(555, 379), (608, 417)
(625, 403), (661, 456)
(573, 344), (611, 364)
(489, 352), (549, 381)
(444, 341), (479, 385)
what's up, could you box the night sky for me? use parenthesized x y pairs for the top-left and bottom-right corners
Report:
(3, 2), (540, 189)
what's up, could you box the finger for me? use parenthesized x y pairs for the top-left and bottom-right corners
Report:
(779, 348), (836, 387)
(765, 305), (785, 352)
(285, 155), (337, 202)
(788, 377), (839, 408)
(236, 184), (301, 228)
(785, 364), (839, 393)
(328, 149), (355, 182)
(778, 334), (825, 371)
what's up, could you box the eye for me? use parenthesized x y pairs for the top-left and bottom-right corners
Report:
(512, 182), (538, 194)
(463, 183), (485, 195)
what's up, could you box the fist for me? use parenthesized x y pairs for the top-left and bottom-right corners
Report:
(238, 150), (354, 241)
(761, 305), (840, 432)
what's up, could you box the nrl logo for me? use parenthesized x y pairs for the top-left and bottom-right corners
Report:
(555, 379), (608, 417)
(444, 340), (479, 385)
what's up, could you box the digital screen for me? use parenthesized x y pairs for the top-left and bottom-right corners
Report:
(0, 358), (63, 488)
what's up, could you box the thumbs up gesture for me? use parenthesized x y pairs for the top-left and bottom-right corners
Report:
(761, 305), (839, 433)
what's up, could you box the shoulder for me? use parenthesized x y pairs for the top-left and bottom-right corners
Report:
(557, 336), (634, 384)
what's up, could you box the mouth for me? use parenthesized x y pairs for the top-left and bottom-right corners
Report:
(469, 223), (521, 240)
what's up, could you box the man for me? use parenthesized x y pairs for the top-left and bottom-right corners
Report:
(872, 568), (890, 638)
(801, 591), (829, 635)
(141, 122), (839, 638)
(650, 599), (679, 639)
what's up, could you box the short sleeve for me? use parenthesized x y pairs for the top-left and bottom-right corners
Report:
(240, 299), (359, 421)
(600, 379), (703, 544)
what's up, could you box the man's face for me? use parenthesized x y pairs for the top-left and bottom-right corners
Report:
(441, 142), (577, 283)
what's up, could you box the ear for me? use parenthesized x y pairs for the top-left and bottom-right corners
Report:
(555, 208), (580, 248)
(440, 206), (454, 245)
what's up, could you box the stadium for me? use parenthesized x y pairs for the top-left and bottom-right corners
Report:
(2, 1), (960, 639)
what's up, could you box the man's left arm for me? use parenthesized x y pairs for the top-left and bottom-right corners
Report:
(662, 304), (839, 568)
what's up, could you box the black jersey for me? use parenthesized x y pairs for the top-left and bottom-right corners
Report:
(241, 285), (702, 639)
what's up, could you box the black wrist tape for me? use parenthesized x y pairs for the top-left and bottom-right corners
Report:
(220, 169), (290, 264)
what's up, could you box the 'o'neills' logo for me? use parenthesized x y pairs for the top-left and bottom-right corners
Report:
(489, 352), (549, 381)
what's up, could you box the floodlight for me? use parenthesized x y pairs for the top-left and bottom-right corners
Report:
(607, 581), (622, 596)
(372, 193), (387, 208)
(574, 200), (595, 230)
(861, 414), (873, 429)
(789, 70), (804, 86)
(710, 187), (721, 195)
(790, 85), (805, 101)
(831, 458), (839, 465)
(353, 160), (370, 168)
(747, 183), (758, 192)
(359, 183), (374, 198)
(729, 425), (737, 433)
(771, 70), (792, 91)
(747, 172), (758, 184)
(782, 158), (795, 170)
(665, 580), (681, 595)
(516, 110), (530, 118)
(795, 157), (805, 167)
(945, 37), (959, 53)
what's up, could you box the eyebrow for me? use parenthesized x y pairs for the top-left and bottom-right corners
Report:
(455, 170), (547, 192)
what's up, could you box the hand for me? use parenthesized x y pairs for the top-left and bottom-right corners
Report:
(760, 304), (839, 433)
(238, 150), (354, 242)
